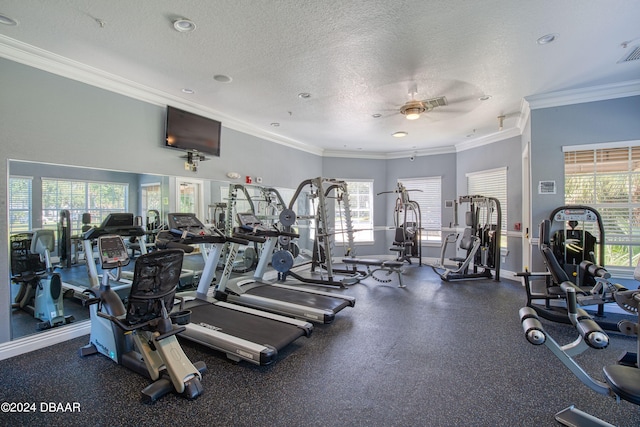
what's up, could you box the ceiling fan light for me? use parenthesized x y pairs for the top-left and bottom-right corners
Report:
(404, 109), (421, 120)
(400, 101), (426, 120)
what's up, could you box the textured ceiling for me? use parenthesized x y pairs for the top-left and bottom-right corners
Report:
(0, 0), (639, 157)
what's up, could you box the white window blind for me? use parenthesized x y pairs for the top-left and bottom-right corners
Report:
(42, 178), (128, 235)
(466, 167), (507, 242)
(9, 176), (32, 234)
(335, 180), (374, 243)
(564, 145), (640, 268)
(399, 177), (442, 241)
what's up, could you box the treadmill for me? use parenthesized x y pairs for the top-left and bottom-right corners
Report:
(213, 212), (355, 324)
(159, 213), (312, 365)
(62, 213), (150, 298)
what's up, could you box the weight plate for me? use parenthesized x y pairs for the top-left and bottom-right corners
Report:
(290, 242), (300, 258)
(271, 249), (294, 273)
(243, 246), (257, 268)
(278, 235), (291, 246)
(279, 209), (296, 226)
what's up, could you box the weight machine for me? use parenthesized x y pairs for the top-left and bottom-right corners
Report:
(222, 183), (295, 272)
(284, 177), (356, 287)
(377, 182), (422, 265)
(430, 195), (501, 281)
(518, 206), (631, 331)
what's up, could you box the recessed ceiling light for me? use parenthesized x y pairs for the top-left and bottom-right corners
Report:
(372, 113), (382, 118)
(298, 92), (311, 99)
(173, 18), (196, 32)
(537, 33), (558, 45)
(479, 95), (492, 101)
(0, 14), (18, 26)
(392, 131), (408, 138)
(213, 74), (232, 83)
(181, 88), (195, 94)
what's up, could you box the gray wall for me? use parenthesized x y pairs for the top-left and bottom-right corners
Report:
(529, 95), (640, 269)
(456, 136), (523, 274)
(0, 57), (323, 343)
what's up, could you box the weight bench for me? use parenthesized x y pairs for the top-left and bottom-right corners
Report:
(342, 258), (405, 287)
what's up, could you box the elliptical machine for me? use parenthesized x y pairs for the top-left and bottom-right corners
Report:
(79, 234), (205, 403)
(10, 229), (74, 330)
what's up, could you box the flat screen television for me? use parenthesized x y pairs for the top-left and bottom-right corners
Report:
(165, 105), (221, 157)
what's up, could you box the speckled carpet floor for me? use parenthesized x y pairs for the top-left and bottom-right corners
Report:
(1, 263), (639, 426)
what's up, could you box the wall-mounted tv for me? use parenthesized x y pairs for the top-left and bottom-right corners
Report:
(165, 105), (221, 157)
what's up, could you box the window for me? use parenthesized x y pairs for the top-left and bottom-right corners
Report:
(9, 176), (32, 234)
(141, 183), (162, 213)
(467, 167), (508, 247)
(42, 178), (128, 235)
(176, 178), (203, 220)
(564, 144), (640, 268)
(335, 180), (374, 243)
(399, 177), (442, 242)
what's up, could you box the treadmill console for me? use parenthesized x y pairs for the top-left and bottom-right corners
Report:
(554, 208), (598, 222)
(168, 213), (212, 236)
(166, 212), (228, 245)
(98, 235), (130, 269)
(236, 212), (269, 232)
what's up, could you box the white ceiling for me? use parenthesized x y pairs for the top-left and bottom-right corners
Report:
(0, 1), (639, 157)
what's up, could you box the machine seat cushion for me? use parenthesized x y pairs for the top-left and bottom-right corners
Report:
(602, 364), (640, 405)
(381, 260), (404, 268)
(342, 258), (404, 268)
(343, 258), (385, 266)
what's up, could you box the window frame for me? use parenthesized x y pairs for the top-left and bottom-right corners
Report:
(41, 178), (129, 236)
(334, 179), (374, 244)
(466, 167), (508, 248)
(563, 141), (640, 270)
(8, 176), (33, 235)
(398, 176), (442, 243)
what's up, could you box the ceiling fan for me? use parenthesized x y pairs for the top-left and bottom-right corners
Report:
(399, 84), (448, 120)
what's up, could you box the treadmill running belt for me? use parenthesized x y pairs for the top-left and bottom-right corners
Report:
(247, 286), (352, 313)
(186, 302), (305, 351)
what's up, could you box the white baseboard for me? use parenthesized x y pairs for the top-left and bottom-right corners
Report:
(0, 321), (90, 361)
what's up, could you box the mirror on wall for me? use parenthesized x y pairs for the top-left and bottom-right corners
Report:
(7, 160), (310, 342)
(7, 160), (173, 340)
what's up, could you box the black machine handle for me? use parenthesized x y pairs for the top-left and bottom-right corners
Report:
(278, 228), (300, 239)
(519, 307), (546, 345)
(565, 287), (609, 349)
(96, 311), (185, 341)
(227, 236), (251, 245)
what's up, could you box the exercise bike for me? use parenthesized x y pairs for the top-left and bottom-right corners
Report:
(10, 229), (74, 330)
(79, 234), (206, 403)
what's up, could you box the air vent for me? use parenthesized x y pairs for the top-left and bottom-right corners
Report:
(424, 96), (448, 109)
(618, 45), (640, 63)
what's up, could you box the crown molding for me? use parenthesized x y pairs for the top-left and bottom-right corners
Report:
(0, 34), (324, 157)
(525, 79), (640, 110)
(5, 33), (635, 160)
(455, 127), (522, 153)
(323, 144), (457, 160)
